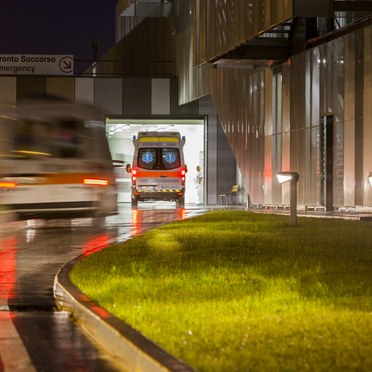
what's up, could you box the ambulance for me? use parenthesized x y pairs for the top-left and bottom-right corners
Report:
(0, 97), (118, 223)
(126, 131), (187, 208)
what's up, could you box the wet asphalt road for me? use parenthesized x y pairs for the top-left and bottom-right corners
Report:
(0, 203), (205, 371)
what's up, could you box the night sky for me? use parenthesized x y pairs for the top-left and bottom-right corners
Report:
(0, 0), (117, 64)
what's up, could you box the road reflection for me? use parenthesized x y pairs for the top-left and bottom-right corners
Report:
(81, 234), (111, 257)
(0, 204), (201, 310)
(130, 206), (187, 236)
(0, 236), (17, 304)
(0, 203), (206, 370)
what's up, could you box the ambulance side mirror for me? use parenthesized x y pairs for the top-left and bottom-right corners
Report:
(125, 164), (132, 173)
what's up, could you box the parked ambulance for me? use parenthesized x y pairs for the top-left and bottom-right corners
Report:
(126, 131), (187, 208)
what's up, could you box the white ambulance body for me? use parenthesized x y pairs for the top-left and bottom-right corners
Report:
(127, 131), (187, 207)
(0, 98), (118, 222)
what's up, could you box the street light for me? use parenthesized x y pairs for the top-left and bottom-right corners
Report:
(277, 171), (299, 226)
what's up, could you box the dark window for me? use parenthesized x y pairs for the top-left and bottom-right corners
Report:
(53, 120), (83, 158)
(162, 148), (181, 169)
(137, 148), (181, 170)
(4, 118), (99, 160)
(138, 148), (157, 170)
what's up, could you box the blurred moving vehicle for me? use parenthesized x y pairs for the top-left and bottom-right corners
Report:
(0, 97), (118, 222)
(126, 131), (187, 208)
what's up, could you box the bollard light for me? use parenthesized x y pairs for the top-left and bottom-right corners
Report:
(277, 171), (299, 184)
(368, 172), (372, 187)
(277, 171), (299, 226)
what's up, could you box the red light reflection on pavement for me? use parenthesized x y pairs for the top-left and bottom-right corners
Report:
(0, 236), (17, 301)
(82, 234), (110, 257)
(131, 209), (139, 236)
(0, 311), (16, 320)
(90, 305), (110, 319)
(178, 208), (186, 220)
(130, 207), (187, 237)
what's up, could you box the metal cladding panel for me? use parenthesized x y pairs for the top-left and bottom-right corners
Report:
(151, 79), (170, 115)
(363, 26), (372, 207)
(117, 0), (136, 15)
(94, 78), (123, 115)
(207, 27), (361, 209)
(178, 0), (293, 105)
(0, 77), (16, 104)
(122, 78), (151, 115)
(293, 0), (332, 17)
(75, 78), (94, 104)
(195, 0), (293, 66)
(93, 17), (175, 78)
(46, 78), (75, 101)
(17, 76), (46, 100)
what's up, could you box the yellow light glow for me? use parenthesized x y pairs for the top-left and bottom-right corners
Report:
(0, 182), (16, 188)
(83, 178), (109, 186)
(12, 150), (51, 157)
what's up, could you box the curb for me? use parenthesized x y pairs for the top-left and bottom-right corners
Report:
(53, 257), (195, 372)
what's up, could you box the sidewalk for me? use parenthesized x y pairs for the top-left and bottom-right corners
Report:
(251, 206), (372, 221)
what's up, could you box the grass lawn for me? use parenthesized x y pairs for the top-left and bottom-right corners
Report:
(70, 211), (372, 371)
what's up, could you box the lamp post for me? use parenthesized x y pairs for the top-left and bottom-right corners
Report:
(277, 171), (299, 226)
